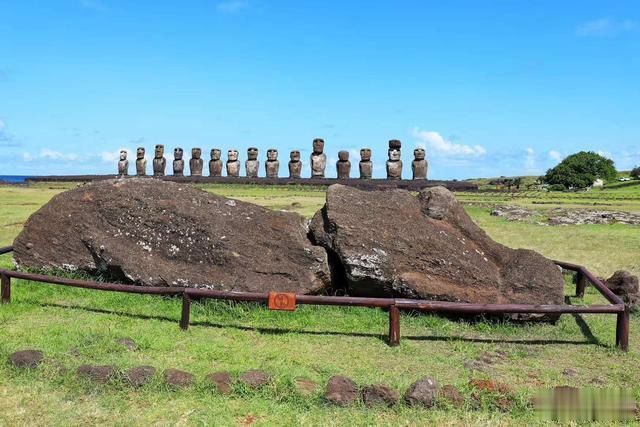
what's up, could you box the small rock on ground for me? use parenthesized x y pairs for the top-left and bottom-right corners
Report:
(405, 376), (439, 408)
(8, 350), (44, 369)
(440, 385), (464, 408)
(77, 365), (117, 384)
(124, 365), (156, 387)
(116, 338), (137, 351)
(163, 368), (194, 388)
(206, 371), (233, 394)
(361, 384), (400, 407)
(562, 368), (578, 377)
(325, 375), (358, 406)
(294, 377), (319, 396)
(239, 370), (271, 389)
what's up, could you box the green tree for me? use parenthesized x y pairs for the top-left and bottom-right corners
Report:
(631, 166), (640, 179)
(544, 151), (616, 189)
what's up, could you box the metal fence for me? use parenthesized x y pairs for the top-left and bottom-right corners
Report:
(0, 245), (629, 351)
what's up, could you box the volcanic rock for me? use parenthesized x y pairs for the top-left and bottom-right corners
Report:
(325, 375), (358, 406)
(77, 364), (117, 384)
(124, 365), (156, 387)
(605, 270), (639, 311)
(405, 376), (439, 408)
(238, 369), (271, 389)
(206, 371), (233, 394)
(13, 179), (330, 293)
(310, 185), (564, 307)
(8, 350), (44, 369)
(163, 368), (193, 388)
(361, 384), (400, 407)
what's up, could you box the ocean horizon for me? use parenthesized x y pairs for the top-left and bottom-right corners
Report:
(0, 175), (32, 183)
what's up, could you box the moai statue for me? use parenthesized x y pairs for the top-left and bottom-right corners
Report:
(386, 139), (402, 180)
(136, 147), (147, 176)
(173, 148), (184, 176)
(336, 150), (351, 179)
(152, 144), (166, 177)
(189, 148), (203, 176)
(226, 149), (240, 177)
(412, 148), (428, 180)
(209, 148), (223, 177)
(245, 147), (259, 177)
(310, 138), (327, 178)
(265, 148), (279, 178)
(288, 150), (302, 178)
(117, 150), (129, 176)
(359, 148), (372, 179)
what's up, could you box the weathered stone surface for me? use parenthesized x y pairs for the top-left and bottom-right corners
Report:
(8, 350), (44, 369)
(310, 185), (564, 308)
(78, 365), (117, 383)
(239, 369), (271, 389)
(124, 365), (156, 387)
(605, 270), (639, 311)
(14, 179), (330, 294)
(362, 384), (399, 407)
(206, 371), (233, 394)
(325, 375), (358, 406)
(163, 368), (193, 388)
(405, 376), (439, 408)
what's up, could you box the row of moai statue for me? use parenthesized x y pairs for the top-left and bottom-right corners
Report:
(117, 139), (428, 179)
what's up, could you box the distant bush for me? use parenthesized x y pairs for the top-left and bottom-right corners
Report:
(544, 151), (617, 189)
(631, 166), (640, 179)
(548, 184), (566, 192)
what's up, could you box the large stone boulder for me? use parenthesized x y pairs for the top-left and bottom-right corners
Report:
(605, 270), (639, 311)
(309, 185), (564, 305)
(13, 179), (330, 293)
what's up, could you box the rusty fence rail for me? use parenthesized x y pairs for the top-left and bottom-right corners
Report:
(0, 246), (629, 350)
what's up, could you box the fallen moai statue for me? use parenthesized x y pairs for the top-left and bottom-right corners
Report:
(13, 180), (564, 307)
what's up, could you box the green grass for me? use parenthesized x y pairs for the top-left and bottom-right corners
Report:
(1, 182), (639, 425)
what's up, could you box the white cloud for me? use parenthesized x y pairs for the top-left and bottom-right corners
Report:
(216, 0), (249, 14)
(40, 148), (79, 161)
(597, 150), (613, 159)
(576, 18), (637, 37)
(548, 150), (563, 162)
(412, 128), (486, 158)
(525, 147), (535, 170)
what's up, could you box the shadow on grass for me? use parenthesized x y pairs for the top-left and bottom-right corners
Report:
(34, 302), (608, 348)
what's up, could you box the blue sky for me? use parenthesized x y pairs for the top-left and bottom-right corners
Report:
(1, 0), (638, 178)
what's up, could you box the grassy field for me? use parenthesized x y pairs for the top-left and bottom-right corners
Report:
(1, 181), (639, 425)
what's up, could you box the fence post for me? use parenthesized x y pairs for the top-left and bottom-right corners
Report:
(388, 305), (400, 346)
(180, 291), (191, 330)
(1, 272), (10, 304)
(616, 308), (629, 351)
(575, 270), (588, 298)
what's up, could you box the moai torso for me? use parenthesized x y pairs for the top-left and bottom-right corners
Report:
(152, 144), (166, 177)
(117, 150), (129, 176)
(359, 148), (372, 179)
(245, 147), (259, 177)
(412, 148), (428, 180)
(209, 149), (223, 177)
(227, 149), (240, 177)
(336, 150), (351, 179)
(136, 147), (147, 176)
(265, 149), (279, 178)
(288, 150), (302, 178)
(386, 139), (402, 180)
(189, 148), (203, 176)
(173, 148), (184, 176)
(310, 138), (327, 178)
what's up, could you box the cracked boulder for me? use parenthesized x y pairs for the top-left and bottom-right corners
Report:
(309, 185), (564, 307)
(13, 179), (330, 293)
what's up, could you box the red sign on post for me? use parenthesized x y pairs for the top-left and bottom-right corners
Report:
(268, 292), (296, 311)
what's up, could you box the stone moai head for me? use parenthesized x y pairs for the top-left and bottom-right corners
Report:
(388, 147), (401, 161)
(338, 150), (349, 162)
(155, 144), (164, 158)
(173, 148), (185, 176)
(336, 150), (351, 179)
(192, 148), (201, 159)
(267, 149), (278, 161)
(290, 150), (301, 161)
(119, 150), (127, 161)
(247, 147), (259, 161)
(211, 148), (221, 160)
(312, 138), (325, 154)
(174, 147), (184, 160)
(414, 148), (426, 160)
(137, 147), (145, 159)
(360, 148), (372, 162)
(389, 139), (402, 150)
(228, 149), (239, 162)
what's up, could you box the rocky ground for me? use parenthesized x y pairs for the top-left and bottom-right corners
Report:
(490, 205), (640, 226)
